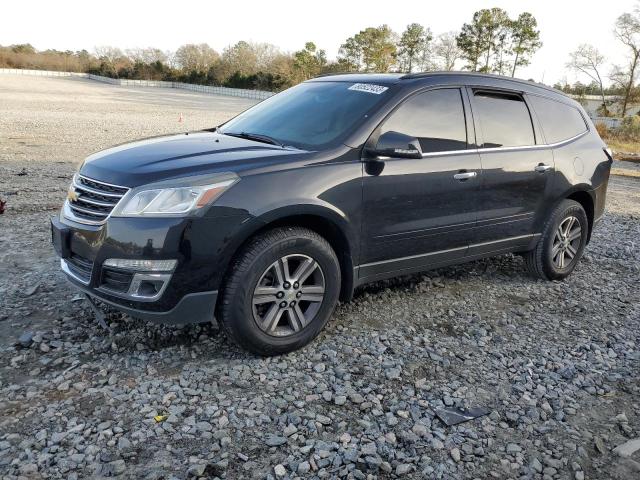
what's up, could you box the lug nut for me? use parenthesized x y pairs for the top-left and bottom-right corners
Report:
(279, 301), (287, 308)
(289, 300), (296, 307)
(293, 282), (299, 289)
(277, 291), (284, 299)
(283, 281), (291, 289)
(296, 291), (302, 298)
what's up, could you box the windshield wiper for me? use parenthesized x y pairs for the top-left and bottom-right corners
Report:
(223, 131), (284, 147)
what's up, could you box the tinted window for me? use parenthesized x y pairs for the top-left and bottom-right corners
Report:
(529, 95), (588, 144)
(473, 91), (535, 148)
(380, 89), (467, 153)
(220, 81), (390, 149)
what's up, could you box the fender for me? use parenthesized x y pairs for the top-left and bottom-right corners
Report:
(213, 202), (359, 301)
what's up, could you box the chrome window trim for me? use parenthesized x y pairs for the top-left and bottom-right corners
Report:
(477, 129), (588, 153)
(544, 129), (589, 148)
(418, 130), (589, 158)
(61, 258), (91, 285)
(478, 144), (544, 154)
(376, 125), (588, 161)
(421, 149), (476, 158)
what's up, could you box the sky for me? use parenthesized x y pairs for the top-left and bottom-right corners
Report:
(1, 0), (636, 86)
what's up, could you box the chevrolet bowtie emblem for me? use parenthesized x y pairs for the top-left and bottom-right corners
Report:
(67, 188), (79, 202)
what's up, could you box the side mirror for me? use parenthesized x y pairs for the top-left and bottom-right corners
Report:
(371, 131), (423, 159)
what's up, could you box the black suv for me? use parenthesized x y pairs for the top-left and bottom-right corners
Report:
(52, 72), (613, 355)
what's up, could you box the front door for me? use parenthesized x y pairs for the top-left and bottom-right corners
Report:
(360, 87), (482, 280)
(467, 89), (554, 255)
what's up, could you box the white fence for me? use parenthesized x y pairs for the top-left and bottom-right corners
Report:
(0, 68), (275, 100)
(0, 68), (87, 78)
(591, 117), (623, 129)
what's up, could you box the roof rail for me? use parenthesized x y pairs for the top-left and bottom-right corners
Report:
(400, 70), (561, 95)
(313, 72), (360, 78)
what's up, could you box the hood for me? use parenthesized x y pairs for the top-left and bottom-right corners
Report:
(80, 131), (307, 187)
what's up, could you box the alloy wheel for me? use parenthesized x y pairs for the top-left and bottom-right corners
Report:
(252, 254), (325, 337)
(551, 216), (582, 269)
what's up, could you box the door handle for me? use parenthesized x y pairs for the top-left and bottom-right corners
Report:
(535, 164), (553, 173)
(453, 171), (477, 181)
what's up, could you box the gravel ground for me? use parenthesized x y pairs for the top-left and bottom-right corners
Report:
(1, 76), (640, 480)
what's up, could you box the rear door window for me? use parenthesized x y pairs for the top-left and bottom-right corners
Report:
(473, 91), (535, 148)
(528, 95), (588, 144)
(380, 88), (468, 153)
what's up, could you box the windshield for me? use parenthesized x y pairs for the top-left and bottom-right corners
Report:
(220, 81), (392, 149)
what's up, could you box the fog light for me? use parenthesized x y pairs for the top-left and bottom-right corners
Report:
(103, 258), (177, 272)
(128, 273), (172, 300)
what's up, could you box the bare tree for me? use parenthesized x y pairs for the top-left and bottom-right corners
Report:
(610, 65), (640, 115)
(93, 46), (126, 77)
(251, 43), (281, 71)
(174, 43), (219, 73)
(94, 46), (124, 66)
(433, 32), (461, 71)
(613, 12), (640, 116)
(126, 48), (168, 65)
(567, 44), (609, 116)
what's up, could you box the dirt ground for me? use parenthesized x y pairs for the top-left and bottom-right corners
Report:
(0, 76), (639, 480)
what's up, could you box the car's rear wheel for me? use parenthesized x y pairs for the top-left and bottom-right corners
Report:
(524, 199), (589, 280)
(218, 227), (341, 355)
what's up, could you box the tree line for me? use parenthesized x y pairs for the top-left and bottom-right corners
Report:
(0, 8), (541, 92)
(0, 5), (638, 117)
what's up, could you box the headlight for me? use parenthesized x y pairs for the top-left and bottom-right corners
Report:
(112, 173), (238, 217)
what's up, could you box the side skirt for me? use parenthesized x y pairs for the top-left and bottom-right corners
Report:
(354, 234), (540, 287)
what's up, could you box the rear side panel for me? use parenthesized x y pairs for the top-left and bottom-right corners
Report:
(550, 132), (610, 216)
(527, 93), (611, 229)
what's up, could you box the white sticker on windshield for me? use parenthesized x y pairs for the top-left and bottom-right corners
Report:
(348, 83), (389, 95)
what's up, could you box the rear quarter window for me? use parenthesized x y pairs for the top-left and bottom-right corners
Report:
(528, 95), (588, 144)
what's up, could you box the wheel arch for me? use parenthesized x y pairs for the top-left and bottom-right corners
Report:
(218, 205), (358, 304)
(564, 188), (595, 243)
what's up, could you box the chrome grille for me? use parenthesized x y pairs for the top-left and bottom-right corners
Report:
(65, 175), (129, 225)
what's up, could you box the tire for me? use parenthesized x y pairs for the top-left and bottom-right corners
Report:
(524, 199), (589, 281)
(217, 227), (341, 356)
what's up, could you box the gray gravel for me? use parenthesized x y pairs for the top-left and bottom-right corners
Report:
(1, 76), (640, 479)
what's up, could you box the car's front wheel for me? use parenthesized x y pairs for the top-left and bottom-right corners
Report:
(524, 199), (589, 280)
(218, 227), (341, 355)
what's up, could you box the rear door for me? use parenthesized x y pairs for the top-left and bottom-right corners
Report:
(467, 88), (555, 255)
(359, 87), (482, 279)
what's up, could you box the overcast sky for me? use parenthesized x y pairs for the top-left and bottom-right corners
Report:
(2, 0), (636, 85)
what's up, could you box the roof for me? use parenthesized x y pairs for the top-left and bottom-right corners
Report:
(310, 71), (566, 99)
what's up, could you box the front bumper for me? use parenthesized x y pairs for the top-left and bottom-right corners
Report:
(65, 275), (218, 325)
(51, 207), (253, 324)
